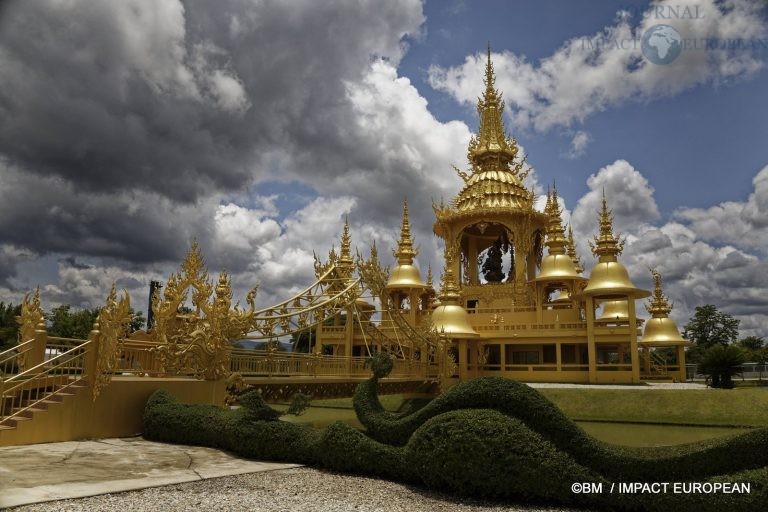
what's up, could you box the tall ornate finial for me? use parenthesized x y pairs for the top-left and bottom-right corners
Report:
(566, 225), (584, 274)
(393, 199), (418, 265)
(338, 217), (354, 274)
(438, 249), (461, 304)
(589, 190), (625, 261)
(426, 263), (433, 288)
(369, 240), (379, 263)
(545, 185), (567, 255)
(646, 269), (672, 317)
(466, 44), (518, 170)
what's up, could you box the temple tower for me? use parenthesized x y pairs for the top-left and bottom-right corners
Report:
(583, 193), (650, 383)
(433, 46), (548, 310)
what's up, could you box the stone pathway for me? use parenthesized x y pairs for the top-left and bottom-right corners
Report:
(0, 437), (299, 509)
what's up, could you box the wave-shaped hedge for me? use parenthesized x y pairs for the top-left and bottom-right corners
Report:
(143, 353), (768, 511)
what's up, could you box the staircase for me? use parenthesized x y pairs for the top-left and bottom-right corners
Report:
(640, 350), (674, 382)
(1, 338), (93, 444)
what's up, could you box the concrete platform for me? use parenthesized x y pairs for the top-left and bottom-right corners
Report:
(0, 437), (300, 509)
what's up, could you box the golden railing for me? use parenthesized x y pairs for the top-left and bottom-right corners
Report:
(0, 338), (35, 378)
(229, 349), (436, 379)
(1, 340), (91, 427)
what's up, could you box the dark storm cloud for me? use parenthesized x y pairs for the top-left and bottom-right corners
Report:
(0, 0), (424, 276)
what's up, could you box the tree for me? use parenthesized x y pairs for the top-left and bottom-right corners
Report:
(46, 304), (100, 341)
(682, 304), (740, 349)
(128, 308), (146, 333)
(738, 336), (765, 351)
(698, 344), (746, 389)
(0, 302), (22, 352)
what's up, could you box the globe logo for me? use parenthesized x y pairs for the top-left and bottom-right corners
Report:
(641, 24), (682, 65)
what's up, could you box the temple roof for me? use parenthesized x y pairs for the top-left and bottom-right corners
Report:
(436, 46), (535, 223)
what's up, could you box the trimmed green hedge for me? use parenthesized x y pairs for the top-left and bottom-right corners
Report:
(143, 353), (768, 511)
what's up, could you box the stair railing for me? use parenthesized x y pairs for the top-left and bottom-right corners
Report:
(0, 339), (91, 425)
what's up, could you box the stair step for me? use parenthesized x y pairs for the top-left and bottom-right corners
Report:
(0, 424), (16, 431)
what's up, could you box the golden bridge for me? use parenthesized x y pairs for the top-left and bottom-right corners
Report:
(0, 238), (448, 446)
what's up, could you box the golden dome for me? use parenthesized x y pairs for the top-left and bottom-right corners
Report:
(386, 264), (425, 290)
(437, 46), (535, 218)
(597, 300), (629, 321)
(584, 193), (650, 299)
(584, 261), (650, 298)
(430, 251), (478, 339)
(642, 317), (686, 344)
(386, 199), (426, 290)
(551, 288), (571, 303)
(535, 188), (584, 282)
(453, 169), (533, 212)
(641, 269), (687, 345)
(431, 304), (480, 338)
(536, 254), (582, 281)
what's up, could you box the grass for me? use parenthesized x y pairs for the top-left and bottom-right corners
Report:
(538, 387), (768, 427)
(278, 387), (768, 430)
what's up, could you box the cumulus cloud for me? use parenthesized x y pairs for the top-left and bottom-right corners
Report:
(566, 131), (592, 159)
(568, 158), (768, 338)
(672, 165), (768, 253)
(428, 0), (767, 132)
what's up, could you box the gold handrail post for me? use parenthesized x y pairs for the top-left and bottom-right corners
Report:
(30, 319), (48, 369)
(85, 323), (101, 389)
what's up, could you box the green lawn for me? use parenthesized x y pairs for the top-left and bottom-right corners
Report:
(538, 387), (768, 427)
(280, 387), (768, 429)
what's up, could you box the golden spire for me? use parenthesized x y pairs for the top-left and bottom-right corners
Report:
(369, 239), (378, 263)
(438, 251), (461, 305)
(393, 199), (418, 265)
(589, 190), (625, 262)
(566, 225), (584, 274)
(467, 44), (518, 169)
(646, 269), (672, 317)
(338, 217), (354, 274)
(426, 263), (433, 288)
(545, 185), (567, 255)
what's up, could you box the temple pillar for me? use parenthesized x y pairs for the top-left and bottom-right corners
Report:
(677, 345), (687, 382)
(586, 296), (596, 383)
(628, 298), (640, 383)
(345, 306), (353, 374)
(458, 339), (468, 381)
(556, 342), (562, 372)
(468, 236), (479, 285)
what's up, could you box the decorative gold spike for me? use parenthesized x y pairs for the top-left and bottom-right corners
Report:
(588, 190), (625, 261)
(393, 199), (418, 264)
(566, 225), (584, 274)
(646, 269), (673, 316)
(545, 185), (567, 254)
(466, 44), (518, 170)
(426, 263), (433, 288)
(337, 217), (354, 276)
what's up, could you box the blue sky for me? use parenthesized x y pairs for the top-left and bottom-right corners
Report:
(1, 0), (767, 337)
(396, 0), (768, 215)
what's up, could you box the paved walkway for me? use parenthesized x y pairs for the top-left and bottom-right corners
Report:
(0, 437), (300, 509)
(526, 382), (708, 390)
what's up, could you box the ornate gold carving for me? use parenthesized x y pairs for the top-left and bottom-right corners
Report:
(16, 288), (45, 371)
(151, 241), (257, 380)
(91, 285), (132, 401)
(589, 190), (626, 259)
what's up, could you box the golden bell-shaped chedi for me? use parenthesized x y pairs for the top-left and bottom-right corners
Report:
(583, 192), (650, 299)
(431, 252), (479, 339)
(386, 200), (426, 290)
(596, 300), (629, 321)
(642, 270), (686, 344)
(534, 188), (586, 309)
(535, 187), (585, 282)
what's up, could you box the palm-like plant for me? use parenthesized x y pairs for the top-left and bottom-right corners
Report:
(698, 345), (747, 389)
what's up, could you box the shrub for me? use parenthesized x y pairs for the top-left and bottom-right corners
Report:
(405, 408), (602, 506)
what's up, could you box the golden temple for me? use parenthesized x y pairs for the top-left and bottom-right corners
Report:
(312, 47), (689, 385)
